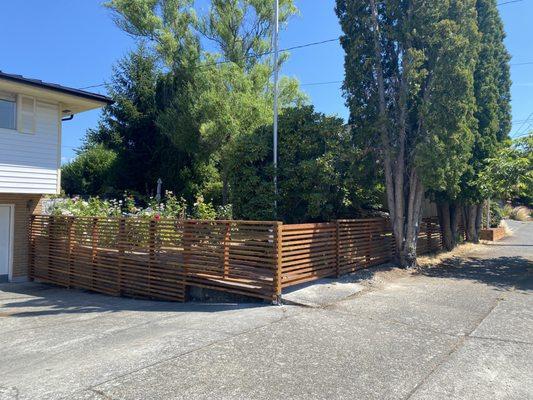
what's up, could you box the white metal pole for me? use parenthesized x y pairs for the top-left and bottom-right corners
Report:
(273, 0), (280, 215)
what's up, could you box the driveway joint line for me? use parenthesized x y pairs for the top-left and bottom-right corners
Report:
(403, 296), (504, 400)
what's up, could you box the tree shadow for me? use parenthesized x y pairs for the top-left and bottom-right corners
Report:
(0, 282), (268, 318)
(416, 256), (532, 293)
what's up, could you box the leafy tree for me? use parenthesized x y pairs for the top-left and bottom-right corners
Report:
(105, 0), (303, 205)
(62, 144), (117, 196)
(227, 106), (383, 223)
(336, 0), (480, 267)
(479, 134), (533, 205)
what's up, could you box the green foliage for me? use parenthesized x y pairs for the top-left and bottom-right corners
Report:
(67, 1), (305, 211)
(228, 106), (383, 222)
(50, 196), (122, 217)
(458, 0), (512, 204)
(50, 191), (229, 220)
(61, 144), (117, 196)
(415, 0), (480, 196)
(482, 201), (503, 228)
(80, 45), (175, 197)
(336, 0), (481, 194)
(479, 134), (533, 204)
(192, 196), (217, 220)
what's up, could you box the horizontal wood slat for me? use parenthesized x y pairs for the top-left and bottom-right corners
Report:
(280, 217), (446, 288)
(29, 215), (450, 302)
(29, 215), (279, 302)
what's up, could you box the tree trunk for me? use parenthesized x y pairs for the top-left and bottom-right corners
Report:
(475, 204), (483, 236)
(369, 0), (421, 268)
(464, 204), (480, 243)
(437, 201), (460, 251)
(437, 201), (454, 251)
(450, 203), (459, 245)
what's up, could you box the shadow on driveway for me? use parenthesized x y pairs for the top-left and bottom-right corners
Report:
(0, 282), (268, 318)
(417, 256), (532, 293)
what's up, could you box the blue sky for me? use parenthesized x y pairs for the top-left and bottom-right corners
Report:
(0, 0), (531, 163)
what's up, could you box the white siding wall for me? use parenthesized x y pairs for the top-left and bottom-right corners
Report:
(0, 100), (60, 194)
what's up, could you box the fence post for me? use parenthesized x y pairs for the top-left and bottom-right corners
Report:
(117, 218), (126, 295)
(28, 215), (36, 281)
(91, 217), (98, 289)
(366, 225), (372, 266)
(223, 222), (231, 279)
(67, 217), (74, 288)
(149, 219), (157, 296)
(48, 216), (54, 282)
(273, 222), (283, 304)
(182, 220), (192, 300)
(335, 220), (341, 277)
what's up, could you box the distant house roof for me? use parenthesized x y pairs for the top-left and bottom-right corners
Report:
(0, 71), (113, 105)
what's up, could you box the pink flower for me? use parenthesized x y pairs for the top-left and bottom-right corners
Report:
(154, 214), (161, 221)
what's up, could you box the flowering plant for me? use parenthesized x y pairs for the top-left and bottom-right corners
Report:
(49, 192), (230, 220)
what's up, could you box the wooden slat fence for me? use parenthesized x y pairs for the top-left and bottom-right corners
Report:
(30, 215), (279, 302)
(29, 215), (450, 302)
(280, 218), (443, 288)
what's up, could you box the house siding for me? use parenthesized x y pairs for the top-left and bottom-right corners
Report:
(0, 194), (42, 279)
(0, 100), (60, 194)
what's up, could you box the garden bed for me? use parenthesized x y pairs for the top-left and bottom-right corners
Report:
(480, 227), (506, 241)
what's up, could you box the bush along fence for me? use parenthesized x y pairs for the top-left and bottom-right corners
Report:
(29, 215), (447, 303)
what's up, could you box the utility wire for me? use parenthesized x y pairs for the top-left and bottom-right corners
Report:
(77, 38), (339, 90)
(511, 130), (532, 139)
(76, 0), (527, 91)
(512, 111), (533, 136)
(497, 0), (524, 5)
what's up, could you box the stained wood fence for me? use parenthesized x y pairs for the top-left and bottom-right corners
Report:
(29, 215), (445, 302)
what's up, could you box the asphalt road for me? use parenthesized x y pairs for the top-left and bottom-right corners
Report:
(0, 220), (531, 400)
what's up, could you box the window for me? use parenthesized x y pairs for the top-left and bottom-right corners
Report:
(18, 95), (36, 134)
(0, 92), (16, 130)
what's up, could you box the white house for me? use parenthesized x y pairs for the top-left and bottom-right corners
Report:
(0, 71), (112, 282)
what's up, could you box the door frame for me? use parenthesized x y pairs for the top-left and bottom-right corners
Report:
(0, 204), (15, 281)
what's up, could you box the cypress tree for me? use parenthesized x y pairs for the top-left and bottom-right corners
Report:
(336, 0), (480, 266)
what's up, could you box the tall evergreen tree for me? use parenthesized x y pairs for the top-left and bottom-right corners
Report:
(437, 0), (511, 246)
(336, 0), (480, 267)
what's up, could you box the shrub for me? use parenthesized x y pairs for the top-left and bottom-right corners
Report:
(48, 192), (230, 220)
(482, 202), (503, 228)
(192, 196), (217, 220)
(509, 206), (531, 221)
(501, 203), (513, 218)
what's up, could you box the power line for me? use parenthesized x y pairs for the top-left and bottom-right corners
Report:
(75, 0), (529, 92)
(301, 80), (343, 87)
(497, 0), (524, 5)
(77, 37), (340, 90)
(511, 131), (532, 139)
(511, 61), (533, 67)
(513, 110), (533, 136)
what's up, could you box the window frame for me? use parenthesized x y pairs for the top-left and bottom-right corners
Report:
(17, 94), (36, 134)
(0, 91), (17, 131)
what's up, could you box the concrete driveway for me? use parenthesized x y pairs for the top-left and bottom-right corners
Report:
(1, 221), (531, 400)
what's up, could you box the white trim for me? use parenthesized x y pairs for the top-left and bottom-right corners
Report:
(56, 103), (62, 194)
(0, 204), (15, 281)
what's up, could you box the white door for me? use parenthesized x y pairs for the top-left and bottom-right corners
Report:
(0, 205), (13, 281)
